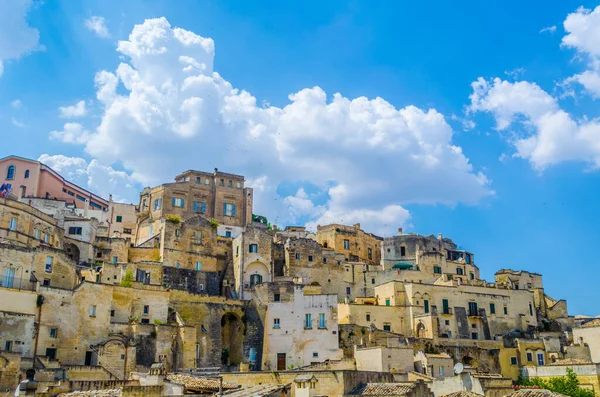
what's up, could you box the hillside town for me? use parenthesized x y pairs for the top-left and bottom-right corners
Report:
(1, 154), (599, 397)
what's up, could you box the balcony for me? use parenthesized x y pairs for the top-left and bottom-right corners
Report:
(441, 308), (453, 315)
(0, 277), (37, 291)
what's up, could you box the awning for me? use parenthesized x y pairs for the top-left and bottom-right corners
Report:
(392, 262), (413, 269)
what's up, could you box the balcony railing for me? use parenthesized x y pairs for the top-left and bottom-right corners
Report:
(0, 277), (37, 291)
(441, 308), (453, 315)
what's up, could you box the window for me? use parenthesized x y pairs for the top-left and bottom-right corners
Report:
(68, 227), (82, 235)
(249, 274), (263, 286)
(123, 228), (132, 234)
(371, 278), (376, 284)
(434, 266), (442, 274)
(76, 195), (86, 202)
(223, 202), (236, 217)
(44, 233), (49, 243)
(273, 318), (280, 329)
(237, 182), (241, 188)
(120, 354), (125, 360)
(34, 230), (41, 239)
(220, 179), (224, 186)
(111, 310), (115, 317)
(323, 257), (327, 263)
(424, 300), (430, 313)
(510, 356), (518, 366)
(141, 319), (150, 324)
(115, 216), (122, 223)
(43, 279), (50, 286)
(175, 229), (182, 238)
(439, 367), (444, 376)
(249, 244), (258, 253)
(9, 217), (17, 231)
(319, 313), (326, 329)
(205, 179), (210, 185)
(529, 303), (533, 316)
(274, 293), (280, 302)
(308, 255), (313, 262)
(490, 303), (496, 314)
(236, 246), (239, 257)
(527, 352), (533, 362)
(295, 253), (300, 260)
(89, 305), (96, 317)
(346, 287), (351, 295)
(368, 248), (372, 260)
(196, 261), (202, 271)
(468, 302), (478, 316)
(537, 353), (545, 365)
(6, 165), (15, 180)
(445, 320), (450, 326)
(366, 314), (371, 322)
(305, 313), (312, 329)
(470, 273), (474, 280)
(199, 283), (204, 291)
(5, 341), (12, 351)
(471, 332), (478, 340)
(343, 239), (350, 250)
(385, 298), (391, 306)
(193, 201), (207, 214)
(442, 299), (450, 315)
(383, 324), (391, 332)
(228, 180), (233, 187)
(313, 352), (319, 357)
(24, 169), (30, 179)
(225, 231), (232, 238)
(196, 176), (202, 184)
(153, 198), (162, 211)
(112, 256), (118, 264)
(43, 256), (53, 272)
(49, 328), (58, 338)
(67, 191), (74, 196)
(456, 267), (464, 275)
(172, 197), (185, 207)
(143, 305), (149, 314)
(400, 246), (406, 256)
(504, 306), (508, 315)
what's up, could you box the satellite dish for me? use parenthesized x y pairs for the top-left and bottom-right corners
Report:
(454, 363), (464, 375)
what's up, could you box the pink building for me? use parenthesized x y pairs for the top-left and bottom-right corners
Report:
(0, 155), (109, 211)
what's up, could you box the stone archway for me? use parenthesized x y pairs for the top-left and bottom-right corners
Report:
(221, 313), (243, 367)
(64, 242), (81, 264)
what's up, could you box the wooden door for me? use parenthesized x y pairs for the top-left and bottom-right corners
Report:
(277, 353), (286, 371)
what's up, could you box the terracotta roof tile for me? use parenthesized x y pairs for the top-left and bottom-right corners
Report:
(506, 389), (569, 397)
(441, 391), (484, 397)
(58, 390), (122, 397)
(348, 382), (415, 396)
(219, 383), (290, 397)
(166, 374), (240, 392)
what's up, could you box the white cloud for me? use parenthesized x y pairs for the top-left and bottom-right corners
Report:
(561, 6), (600, 97)
(12, 118), (26, 128)
(11, 99), (22, 108)
(504, 67), (526, 80)
(59, 100), (87, 118)
(56, 17), (492, 231)
(539, 25), (557, 34)
(38, 154), (137, 202)
(450, 114), (476, 131)
(49, 122), (91, 144)
(84, 16), (110, 38)
(470, 77), (600, 170)
(0, 0), (41, 77)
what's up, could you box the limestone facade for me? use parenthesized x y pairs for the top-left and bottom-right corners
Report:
(317, 223), (383, 266)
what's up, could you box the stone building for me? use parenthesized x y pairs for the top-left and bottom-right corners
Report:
(137, 168), (253, 238)
(0, 155), (108, 210)
(252, 282), (343, 370)
(573, 321), (600, 364)
(317, 223), (383, 266)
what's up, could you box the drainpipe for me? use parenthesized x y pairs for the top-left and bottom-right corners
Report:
(33, 297), (42, 364)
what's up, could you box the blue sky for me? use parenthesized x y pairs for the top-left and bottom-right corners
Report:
(1, 0), (600, 315)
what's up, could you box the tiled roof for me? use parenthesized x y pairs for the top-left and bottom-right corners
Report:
(166, 374), (240, 392)
(441, 391), (484, 397)
(348, 382), (415, 396)
(506, 389), (569, 397)
(425, 353), (452, 359)
(58, 390), (122, 397)
(550, 358), (591, 365)
(219, 383), (290, 397)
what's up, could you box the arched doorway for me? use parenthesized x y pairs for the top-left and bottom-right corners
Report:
(65, 243), (81, 264)
(221, 313), (243, 367)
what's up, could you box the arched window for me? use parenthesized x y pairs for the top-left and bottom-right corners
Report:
(24, 170), (30, 179)
(6, 165), (15, 180)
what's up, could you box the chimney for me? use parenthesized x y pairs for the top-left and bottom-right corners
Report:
(109, 194), (113, 203)
(438, 233), (442, 240)
(354, 223), (360, 230)
(84, 199), (89, 218)
(398, 228), (403, 235)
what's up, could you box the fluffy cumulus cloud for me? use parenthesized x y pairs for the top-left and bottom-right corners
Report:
(469, 77), (600, 170)
(561, 6), (600, 98)
(84, 16), (110, 38)
(0, 0), (41, 77)
(38, 154), (137, 203)
(59, 100), (87, 118)
(55, 17), (492, 233)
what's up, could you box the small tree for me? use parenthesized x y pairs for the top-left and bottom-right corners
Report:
(209, 218), (220, 228)
(518, 368), (595, 397)
(120, 270), (134, 287)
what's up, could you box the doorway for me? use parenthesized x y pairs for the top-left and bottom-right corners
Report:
(277, 353), (286, 371)
(85, 351), (93, 366)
